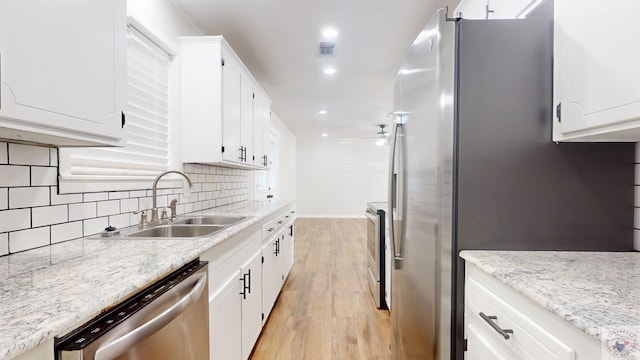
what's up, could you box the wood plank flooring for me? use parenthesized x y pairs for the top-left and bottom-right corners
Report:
(251, 218), (391, 360)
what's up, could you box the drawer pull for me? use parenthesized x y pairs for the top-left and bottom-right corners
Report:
(479, 312), (513, 340)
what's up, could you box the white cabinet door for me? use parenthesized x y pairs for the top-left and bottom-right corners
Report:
(553, 0), (640, 141)
(210, 270), (242, 360)
(252, 89), (271, 168)
(0, 0), (125, 146)
(241, 251), (263, 360)
(281, 222), (295, 279)
(261, 235), (279, 322)
(240, 74), (254, 166)
(222, 48), (243, 163)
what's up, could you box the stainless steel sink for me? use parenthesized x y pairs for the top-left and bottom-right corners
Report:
(175, 215), (247, 226)
(127, 224), (225, 238)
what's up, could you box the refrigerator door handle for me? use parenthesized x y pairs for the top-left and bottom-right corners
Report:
(389, 122), (404, 268)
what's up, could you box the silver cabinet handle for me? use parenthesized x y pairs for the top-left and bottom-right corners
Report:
(479, 312), (514, 340)
(94, 272), (207, 360)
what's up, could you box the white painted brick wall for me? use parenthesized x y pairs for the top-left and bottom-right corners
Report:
(0, 141), (250, 255)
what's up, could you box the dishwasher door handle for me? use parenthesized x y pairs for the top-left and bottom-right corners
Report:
(94, 272), (207, 360)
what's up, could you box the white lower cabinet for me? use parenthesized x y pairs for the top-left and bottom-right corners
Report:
(210, 270), (242, 360)
(464, 263), (603, 359)
(241, 251), (263, 360)
(202, 208), (294, 360)
(202, 226), (262, 360)
(261, 235), (280, 321)
(261, 212), (295, 324)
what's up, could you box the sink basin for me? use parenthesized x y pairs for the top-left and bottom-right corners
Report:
(127, 224), (225, 238)
(175, 215), (247, 226)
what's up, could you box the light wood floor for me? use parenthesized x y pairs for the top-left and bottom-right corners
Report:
(250, 218), (392, 360)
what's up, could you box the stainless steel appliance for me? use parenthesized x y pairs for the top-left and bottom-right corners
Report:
(56, 260), (209, 360)
(389, 2), (634, 359)
(366, 202), (387, 309)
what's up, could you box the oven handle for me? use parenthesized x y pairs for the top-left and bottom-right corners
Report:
(94, 271), (207, 360)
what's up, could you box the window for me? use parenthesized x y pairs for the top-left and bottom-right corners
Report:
(59, 20), (175, 193)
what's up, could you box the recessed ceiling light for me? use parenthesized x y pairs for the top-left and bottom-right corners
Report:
(318, 110), (327, 115)
(323, 67), (336, 75)
(323, 28), (339, 38)
(322, 133), (328, 137)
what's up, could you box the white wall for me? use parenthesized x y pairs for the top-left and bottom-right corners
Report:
(296, 137), (389, 217)
(271, 114), (297, 201)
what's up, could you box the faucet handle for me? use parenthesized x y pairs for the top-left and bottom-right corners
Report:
(169, 198), (179, 219)
(133, 210), (147, 228)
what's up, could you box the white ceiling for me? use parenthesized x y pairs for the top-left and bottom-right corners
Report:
(173, 0), (456, 139)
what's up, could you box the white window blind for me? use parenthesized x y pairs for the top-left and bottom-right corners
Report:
(59, 24), (172, 190)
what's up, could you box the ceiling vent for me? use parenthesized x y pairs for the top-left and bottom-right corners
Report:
(319, 42), (335, 56)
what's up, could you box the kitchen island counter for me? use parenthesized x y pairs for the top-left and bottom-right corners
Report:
(0, 200), (293, 360)
(460, 250), (640, 348)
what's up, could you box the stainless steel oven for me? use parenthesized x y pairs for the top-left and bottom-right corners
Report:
(55, 259), (209, 360)
(366, 202), (387, 309)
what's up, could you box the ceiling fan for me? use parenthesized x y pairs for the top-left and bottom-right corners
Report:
(375, 124), (390, 146)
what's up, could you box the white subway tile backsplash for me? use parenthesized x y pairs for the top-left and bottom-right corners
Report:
(69, 202), (97, 221)
(0, 233), (7, 255)
(31, 167), (57, 186)
(9, 227), (50, 252)
(51, 187), (83, 205)
(0, 165), (30, 187)
(84, 192), (108, 202)
(129, 190), (147, 198)
(97, 200), (120, 217)
(0, 208), (30, 232)
(120, 198), (138, 213)
(0, 142), (250, 255)
(8, 143), (50, 166)
(51, 221), (82, 244)
(9, 187), (50, 209)
(0, 142), (7, 164)
(108, 191), (130, 200)
(83, 217), (108, 236)
(50, 148), (58, 166)
(0, 188), (7, 210)
(108, 213), (130, 229)
(32, 205), (68, 227)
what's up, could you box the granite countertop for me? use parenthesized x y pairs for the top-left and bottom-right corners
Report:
(0, 200), (293, 360)
(460, 250), (640, 345)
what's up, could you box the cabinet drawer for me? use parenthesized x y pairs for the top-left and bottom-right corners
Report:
(261, 219), (275, 240)
(466, 275), (575, 360)
(274, 213), (286, 228)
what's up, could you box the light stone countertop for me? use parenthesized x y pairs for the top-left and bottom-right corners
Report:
(0, 200), (294, 360)
(460, 250), (640, 345)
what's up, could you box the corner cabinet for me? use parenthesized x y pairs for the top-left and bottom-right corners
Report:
(180, 36), (272, 168)
(552, 0), (640, 141)
(0, 0), (126, 146)
(464, 263), (604, 359)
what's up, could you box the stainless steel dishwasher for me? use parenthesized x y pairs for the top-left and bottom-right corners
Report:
(55, 259), (209, 360)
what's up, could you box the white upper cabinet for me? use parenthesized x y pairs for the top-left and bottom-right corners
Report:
(221, 47), (243, 163)
(553, 0), (640, 141)
(180, 36), (271, 168)
(454, 0), (544, 19)
(253, 89), (270, 168)
(0, 0), (126, 146)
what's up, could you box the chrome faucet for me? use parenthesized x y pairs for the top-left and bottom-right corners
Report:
(151, 170), (193, 223)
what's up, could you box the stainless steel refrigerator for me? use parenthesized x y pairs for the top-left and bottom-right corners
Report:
(388, 2), (635, 359)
